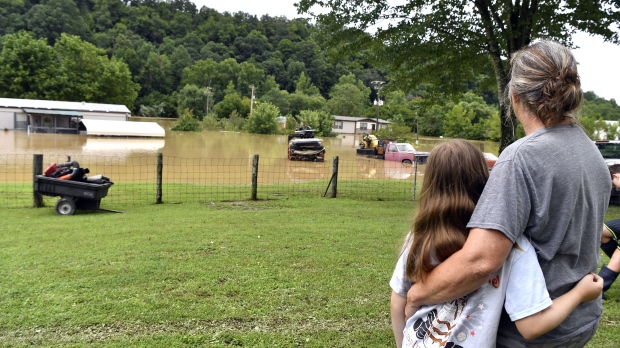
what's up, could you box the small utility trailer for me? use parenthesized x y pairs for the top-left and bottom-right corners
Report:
(34, 175), (114, 215)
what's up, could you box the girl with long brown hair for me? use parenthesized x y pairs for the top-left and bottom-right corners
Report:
(389, 139), (602, 348)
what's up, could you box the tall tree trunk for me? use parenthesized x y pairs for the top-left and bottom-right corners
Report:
(492, 59), (516, 153)
(475, 0), (517, 153)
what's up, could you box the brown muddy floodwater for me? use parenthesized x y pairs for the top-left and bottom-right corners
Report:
(0, 117), (499, 183)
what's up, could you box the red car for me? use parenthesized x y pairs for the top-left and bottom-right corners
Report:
(484, 152), (498, 171)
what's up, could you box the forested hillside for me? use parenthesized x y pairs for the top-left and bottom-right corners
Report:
(1, 0), (619, 140)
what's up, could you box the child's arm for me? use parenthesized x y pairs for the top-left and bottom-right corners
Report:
(514, 273), (603, 340)
(390, 291), (407, 348)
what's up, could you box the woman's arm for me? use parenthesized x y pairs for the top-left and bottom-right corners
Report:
(390, 291), (407, 348)
(405, 228), (513, 317)
(514, 273), (603, 340)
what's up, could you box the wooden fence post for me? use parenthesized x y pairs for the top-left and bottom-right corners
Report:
(251, 154), (259, 200)
(33, 154), (43, 208)
(156, 152), (163, 204)
(331, 156), (338, 198)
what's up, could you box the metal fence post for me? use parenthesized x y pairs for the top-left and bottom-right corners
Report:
(331, 156), (338, 198)
(33, 154), (43, 208)
(252, 154), (259, 200)
(156, 152), (163, 204)
(413, 160), (418, 201)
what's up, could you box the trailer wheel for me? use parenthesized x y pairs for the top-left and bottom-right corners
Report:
(55, 198), (76, 216)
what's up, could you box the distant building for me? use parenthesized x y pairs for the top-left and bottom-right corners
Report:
(0, 98), (131, 133)
(332, 115), (390, 134)
(275, 116), (287, 128)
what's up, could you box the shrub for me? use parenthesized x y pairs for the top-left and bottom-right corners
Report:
(171, 109), (202, 132)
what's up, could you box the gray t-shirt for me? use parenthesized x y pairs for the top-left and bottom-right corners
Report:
(390, 235), (551, 348)
(467, 124), (610, 342)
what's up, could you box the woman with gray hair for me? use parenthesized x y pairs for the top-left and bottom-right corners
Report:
(404, 40), (610, 347)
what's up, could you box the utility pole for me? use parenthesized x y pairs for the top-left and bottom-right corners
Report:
(370, 81), (385, 133)
(205, 86), (212, 117)
(414, 105), (419, 145)
(249, 85), (256, 115)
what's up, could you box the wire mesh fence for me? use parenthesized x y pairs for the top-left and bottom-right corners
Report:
(0, 153), (425, 209)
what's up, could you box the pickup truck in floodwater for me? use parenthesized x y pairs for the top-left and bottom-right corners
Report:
(384, 142), (430, 165)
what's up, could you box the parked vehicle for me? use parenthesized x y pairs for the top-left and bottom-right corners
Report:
(384, 142), (430, 165)
(595, 140), (620, 204)
(483, 152), (498, 171)
(287, 126), (315, 141)
(356, 134), (429, 164)
(288, 138), (326, 162)
(356, 134), (395, 157)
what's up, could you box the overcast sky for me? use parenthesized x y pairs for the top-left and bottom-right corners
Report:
(195, 0), (620, 102)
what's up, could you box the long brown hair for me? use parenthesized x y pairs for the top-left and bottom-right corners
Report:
(405, 140), (489, 283)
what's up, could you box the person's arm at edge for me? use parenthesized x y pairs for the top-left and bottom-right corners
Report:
(405, 228), (513, 317)
(390, 291), (407, 348)
(514, 273), (603, 340)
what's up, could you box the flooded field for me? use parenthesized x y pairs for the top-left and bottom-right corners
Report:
(0, 118), (499, 184)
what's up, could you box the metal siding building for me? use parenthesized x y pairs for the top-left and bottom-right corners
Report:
(0, 98), (131, 133)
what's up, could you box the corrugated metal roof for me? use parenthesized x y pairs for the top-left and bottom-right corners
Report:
(0, 98), (130, 113)
(23, 108), (83, 116)
(80, 119), (165, 138)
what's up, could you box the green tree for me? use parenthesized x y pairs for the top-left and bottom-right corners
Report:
(418, 104), (449, 137)
(0, 31), (60, 99)
(260, 88), (291, 116)
(288, 93), (326, 117)
(112, 33), (143, 77)
(171, 108), (201, 132)
(54, 34), (138, 108)
(234, 30), (273, 61)
(200, 41), (233, 62)
(287, 73), (327, 116)
(444, 104), (475, 139)
(95, 57), (139, 108)
(297, 0), (620, 151)
(482, 112), (502, 142)
(582, 91), (620, 121)
(219, 110), (246, 131)
(137, 91), (177, 118)
(177, 84), (209, 120)
(245, 102), (280, 134)
(170, 45), (193, 88)
(295, 72), (321, 96)
(326, 73), (370, 116)
(298, 110), (334, 136)
(181, 58), (218, 90)
(213, 81), (250, 118)
(139, 51), (173, 96)
(0, 0), (26, 36)
(383, 90), (414, 126)
(24, 0), (89, 44)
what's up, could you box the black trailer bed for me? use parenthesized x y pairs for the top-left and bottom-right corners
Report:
(34, 175), (114, 215)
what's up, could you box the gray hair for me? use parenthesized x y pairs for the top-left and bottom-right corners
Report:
(508, 40), (583, 127)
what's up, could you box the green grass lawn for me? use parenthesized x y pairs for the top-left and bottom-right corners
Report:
(0, 199), (618, 347)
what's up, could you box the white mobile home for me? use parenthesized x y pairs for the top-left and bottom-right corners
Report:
(0, 98), (131, 134)
(332, 115), (390, 134)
